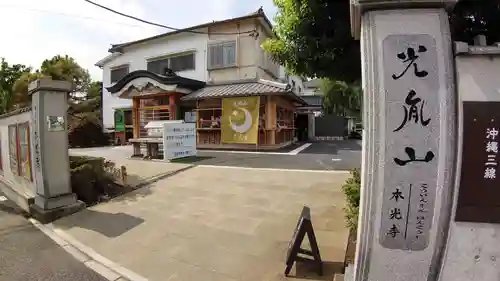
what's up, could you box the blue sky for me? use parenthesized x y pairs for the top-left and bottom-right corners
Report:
(0, 0), (278, 80)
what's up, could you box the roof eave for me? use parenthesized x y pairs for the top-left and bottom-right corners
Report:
(106, 70), (206, 94)
(95, 52), (122, 68)
(109, 11), (272, 53)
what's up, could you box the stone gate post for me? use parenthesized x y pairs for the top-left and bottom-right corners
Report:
(28, 78), (84, 222)
(349, 1), (457, 281)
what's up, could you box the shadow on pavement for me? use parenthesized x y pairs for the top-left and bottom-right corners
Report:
(169, 156), (215, 163)
(0, 202), (26, 216)
(125, 164), (196, 188)
(287, 261), (344, 280)
(56, 210), (144, 238)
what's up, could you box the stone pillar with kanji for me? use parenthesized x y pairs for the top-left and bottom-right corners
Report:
(349, 1), (458, 280)
(28, 78), (84, 223)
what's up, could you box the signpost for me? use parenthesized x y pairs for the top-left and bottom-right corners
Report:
(285, 206), (322, 277)
(162, 122), (197, 161)
(114, 109), (125, 132)
(456, 101), (500, 223)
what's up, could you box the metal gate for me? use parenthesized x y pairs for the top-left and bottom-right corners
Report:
(314, 115), (347, 137)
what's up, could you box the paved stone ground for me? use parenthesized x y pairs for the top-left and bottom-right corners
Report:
(0, 193), (106, 281)
(70, 140), (361, 171)
(52, 166), (350, 281)
(71, 148), (192, 188)
(190, 141), (362, 170)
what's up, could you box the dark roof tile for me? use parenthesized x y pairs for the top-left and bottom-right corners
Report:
(181, 79), (307, 105)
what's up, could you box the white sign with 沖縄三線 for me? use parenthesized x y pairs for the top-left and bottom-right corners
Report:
(162, 122), (197, 161)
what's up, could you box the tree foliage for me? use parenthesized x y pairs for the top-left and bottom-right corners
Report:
(321, 79), (362, 117)
(0, 55), (107, 147)
(40, 55), (91, 93)
(263, 0), (360, 82)
(451, 0), (500, 45)
(12, 71), (47, 109)
(0, 59), (32, 114)
(265, 0), (500, 83)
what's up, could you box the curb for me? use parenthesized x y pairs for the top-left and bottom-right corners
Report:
(133, 164), (196, 189)
(28, 218), (148, 281)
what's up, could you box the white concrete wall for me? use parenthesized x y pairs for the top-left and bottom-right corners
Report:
(207, 19), (259, 82)
(101, 30), (210, 129)
(0, 110), (34, 211)
(277, 66), (309, 95)
(439, 54), (500, 281)
(100, 20), (283, 130)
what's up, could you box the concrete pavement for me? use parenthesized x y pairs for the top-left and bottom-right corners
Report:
(70, 140), (361, 171)
(51, 166), (351, 281)
(71, 147), (193, 188)
(0, 193), (107, 281)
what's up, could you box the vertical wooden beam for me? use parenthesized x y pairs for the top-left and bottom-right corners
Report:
(196, 100), (199, 145)
(266, 96), (276, 145)
(169, 93), (178, 120)
(132, 98), (139, 138)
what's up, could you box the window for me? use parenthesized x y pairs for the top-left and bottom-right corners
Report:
(169, 54), (195, 72)
(147, 53), (195, 74)
(110, 65), (129, 83)
(208, 41), (236, 69)
(8, 123), (31, 181)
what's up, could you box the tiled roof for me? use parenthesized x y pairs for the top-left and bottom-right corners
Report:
(300, 95), (323, 106)
(181, 79), (307, 105)
(0, 106), (31, 120)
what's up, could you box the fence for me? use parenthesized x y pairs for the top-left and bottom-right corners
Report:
(0, 107), (34, 211)
(314, 114), (348, 139)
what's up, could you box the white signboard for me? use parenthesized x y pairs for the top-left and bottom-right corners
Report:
(162, 123), (197, 161)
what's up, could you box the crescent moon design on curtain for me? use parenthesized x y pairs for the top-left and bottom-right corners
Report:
(229, 107), (253, 133)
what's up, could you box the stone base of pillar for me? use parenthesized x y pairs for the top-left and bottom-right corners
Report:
(30, 199), (85, 224)
(35, 193), (78, 210)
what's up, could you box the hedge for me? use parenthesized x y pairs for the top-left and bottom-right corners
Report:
(342, 168), (361, 230)
(69, 156), (128, 206)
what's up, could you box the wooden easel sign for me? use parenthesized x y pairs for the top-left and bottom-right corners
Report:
(284, 206), (323, 276)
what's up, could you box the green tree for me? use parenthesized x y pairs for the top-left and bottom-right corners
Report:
(321, 79), (362, 117)
(0, 58), (32, 113)
(10, 55), (91, 107)
(263, 0), (360, 82)
(265, 0), (500, 83)
(86, 81), (102, 100)
(451, 0), (500, 45)
(12, 71), (47, 109)
(40, 55), (91, 94)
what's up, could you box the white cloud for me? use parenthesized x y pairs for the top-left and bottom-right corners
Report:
(0, 0), (276, 81)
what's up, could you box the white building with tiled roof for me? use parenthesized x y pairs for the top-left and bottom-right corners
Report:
(96, 8), (293, 134)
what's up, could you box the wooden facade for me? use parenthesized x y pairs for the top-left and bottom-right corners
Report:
(195, 95), (297, 149)
(108, 70), (304, 153)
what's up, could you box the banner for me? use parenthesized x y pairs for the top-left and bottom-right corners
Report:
(221, 96), (260, 144)
(114, 109), (125, 132)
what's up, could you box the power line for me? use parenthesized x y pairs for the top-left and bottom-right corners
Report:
(0, 5), (148, 28)
(82, 0), (258, 36)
